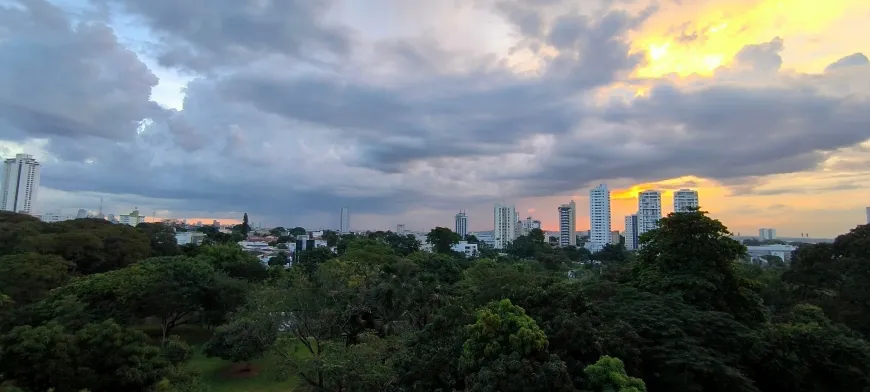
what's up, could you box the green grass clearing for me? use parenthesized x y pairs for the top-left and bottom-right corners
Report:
(188, 351), (298, 392)
(134, 324), (302, 392)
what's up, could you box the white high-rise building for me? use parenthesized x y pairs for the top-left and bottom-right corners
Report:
(493, 203), (518, 249)
(520, 216), (542, 235)
(637, 190), (662, 241)
(340, 207), (349, 233)
(759, 228), (777, 241)
(1, 154), (40, 214)
(396, 224), (406, 235)
(76, 209), (88, 219)
(589, 184), (612, 251)
(119, 208), (146, 226)
(624, 214), (639, 250)
(455, 211), (468, 238)
(673, 189), (699, 213)
(558, 201), (576, 247)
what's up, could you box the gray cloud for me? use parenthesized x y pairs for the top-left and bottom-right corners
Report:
(733, 37), (784, 73)
(0, 0), (161, 143)
(1, 0), (870, 228)
(825, 53), (869, 72)
(101, 0), (352, 73)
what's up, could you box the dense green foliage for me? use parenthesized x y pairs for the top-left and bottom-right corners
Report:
(2, 210), (870, 392)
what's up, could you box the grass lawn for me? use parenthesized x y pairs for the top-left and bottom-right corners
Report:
(135, 324), (300, 392)
(188, 351), (298, 392)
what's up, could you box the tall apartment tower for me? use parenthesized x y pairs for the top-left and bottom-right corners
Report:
(673, 189), (699, 213)
(455, 211), (468, 239)
(589, 184), (612, 251)
(494, 203), (518, 249)
(624, 214), (639, 250)
(558, 200), (577, 247)
(637, 190), (662, 241)
(759, 228), (777, 241)
(1, 154), (40, 214)
(521, 216), (542, 235)
(339, 207), (350, 233)
(866, 207), (869, 224)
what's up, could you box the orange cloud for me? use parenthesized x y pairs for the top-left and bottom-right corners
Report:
(630, 0), (870, 78)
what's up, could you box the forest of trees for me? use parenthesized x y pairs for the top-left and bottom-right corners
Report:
(1, 209), (870, 392)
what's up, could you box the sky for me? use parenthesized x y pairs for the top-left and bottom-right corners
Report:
(0, 0), (869, 237)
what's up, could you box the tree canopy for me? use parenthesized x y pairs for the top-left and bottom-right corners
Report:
(2, 210), (870, 392)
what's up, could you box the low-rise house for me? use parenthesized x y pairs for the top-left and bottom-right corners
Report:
(175, 231), (206, 246)
(451, 241), (478, 257)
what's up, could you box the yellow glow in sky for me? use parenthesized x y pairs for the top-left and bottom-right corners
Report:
(631, 0), (869, 78)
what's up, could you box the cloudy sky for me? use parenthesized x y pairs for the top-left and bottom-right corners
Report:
(1, 0), (869, 237)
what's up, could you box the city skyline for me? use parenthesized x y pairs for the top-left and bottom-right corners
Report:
(2, 0), (869, 238)
(31, 184), (865, 238)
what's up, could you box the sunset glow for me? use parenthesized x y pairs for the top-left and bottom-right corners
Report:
(631, 0), (869, 77)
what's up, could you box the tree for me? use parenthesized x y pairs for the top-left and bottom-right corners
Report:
(294, 246), (335, 275)
(197, 243), (268, 282)
(385, 232), (421, 256)
(277, 331), (399, 391)
(583, 356), (646, 392)
(59, 256), (217, 343)
(0, 292), (12, 319)
(635, 210), (765, 325)
(289, 226), (307, 236)
(268, 251), (289, 267)
(199, 273), (251, 329)
(528, 228), (546, 245)
(323, 230), (340, 247)
(459, 299), (574, 392)
(751, 304), (870, 391)
(136, 222), (181, 257)
(0, 253), (72, 307)
(426, 227), (461, 254)
(205, 316), (278, 371)
(242, 213), (250, 237)
(0, 320), (169, 392)
(162, 335), (194, 366)
(783, 224), (870, 337)
(592, 243), (628, 263)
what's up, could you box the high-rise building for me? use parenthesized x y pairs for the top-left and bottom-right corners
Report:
(610, 231), (621, 245)
(1, 154), (40, 214)
(624, 214), (639, 250)
(759, 228), (777, 241)
(673, 189), (699, 213)
(396, 224), (406, 235)
(589, 184), (612, 251)
(494, 203), (518, 249)
(340, 207), (349, 233)
(455, 211), (468, 239)
(866, 207), (869, 224)
(76, 209), (88, 219)
(119, 208), (146, 226)
(637, 190), (662, 241)
(558, 200), (576, 247)
(520, 216), (542, 235)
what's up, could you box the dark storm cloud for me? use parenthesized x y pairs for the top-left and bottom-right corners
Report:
(100, 0), (352, 72)
(216, 70), (582, 171)
(3, 0), (870, 223)
(592, 83), (869, 176)
(210, 7), (647, 171)
(0, 0), (161, 142)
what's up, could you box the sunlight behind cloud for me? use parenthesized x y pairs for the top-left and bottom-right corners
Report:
(631, 0), (869, 78)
